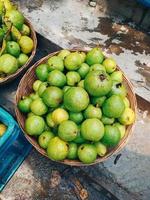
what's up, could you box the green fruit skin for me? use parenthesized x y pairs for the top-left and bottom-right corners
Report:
(66, 71), (81, 86)
(47, 137), (68, 161)
(84, 104), (102, 119)
(18, 97), (32, 113)
(67, 142), (78, 159)
(102, 95), (125, 118)
(89, 64), (106, 72)
(30, 93), (39, 100)
(118, 108), (135, 125)
(30, 98), (48, 116)
(63, 86), (71, 93)
(18, 53), (29, 67)
(58, 120), (78, 142)
(113, 122), (126, 139)
(94, 142), (107, 156)
(46, 113), (55, 128)
(48, 56), (64, 71)
(101, 116), (114, 125)
(64, 87), (89, 112)
(81, 118), (104, 142)
(38, 82), (48, 97)
(123, 97), (130, 108)
(36, 64), (49, 81)
(25, 116), (45, 136)
(6, 10), (24, 30)
(86, 48), (104, 65)
(6, 41), (20, 57)
(27, 112), (35, 118)
(73, 127), (86, 144)
(48, 70), (66, 87)
(21, 24), (30, 36)
(58, 49), (70, 60)
(64, 52), (82, 70)
(69, 112), (84, 124)
(91, 96), (106, 107)
(108, 82), (127, 98)
(77, 63), (90, 79)
(101, 125), (121, 147)
(77, 80), (84, 88)
(79, 52), (86, 63)
(110, 71), (123, 83)
(42, 87), (63, 108)
(33, 80), (42, 92)
(103, 58), (117, 73)
(38, 131), (54, 149)
(84, 70), (112, 97)
(0, 54), (18, 74)
(78, 144), (97, 164)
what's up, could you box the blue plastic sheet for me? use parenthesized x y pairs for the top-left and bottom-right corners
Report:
(137, 0), (150, 7)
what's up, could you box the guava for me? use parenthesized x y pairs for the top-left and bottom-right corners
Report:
(19, 36), (33, 54)
(25, 115), (45, 135)
(64, 87), (89, 112)
(84, 70), (112, 97)
(118, 108), (135, 125)
(86, 47), (104, 65)
(94, 142), (107, 156)
(78, 144), (97, 164)
(6, 9), (24, 30)
(101, 116), (114, 125)
(66, 71), (81, 86)
(69, 112), (83, 124)
(63, 86), (71, 93)
(21, 24), (30, 36)
(0, 54), (18, 74)
(64, 52), (82, 70)
(47, 137), (68, 161)
(48, 70), (66, 87)
(0, 124), (7, 137)
(30, 98), (48, 116)
(18, 53), (29, 67)
(33, 80), (42, 92)
(18, 97), (32, 113)
(113, 122), (126, 138)
(77, 80), (84, 88)
(91, 96), (106, 107)
(84, 104), (102, 119)
(102, 95), (125, 118)
(58, 49), (70, 60)
(77, 63), (90, 79)
(51, 108), (69, 124)
(58, 120), (78, 141)
(67, 142), (78, 159)
(103, 58), (117, 73)
(79, 52), (86, 63)
(42, 86), (63, 108)
(6, 41), (20, 57)
(48, 56), (64, 71)
(101, 125), (121, 147)
(38, 131), (54, 149)
(36, 64), (49, 81)
(46, 113), (55, 128)
(81, 118), (104, 142)
(123, 97), (130, 108)
(38, 82), (48, 97)
(108, 82), (127, 98)
(110, 71), (123, 83)
(89, 64), (106, 72)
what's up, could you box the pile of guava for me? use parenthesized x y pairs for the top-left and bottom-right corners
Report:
(0, 0), (34, 79)
(18, 47), (135, 164)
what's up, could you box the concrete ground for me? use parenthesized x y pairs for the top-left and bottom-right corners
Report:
(0, 0), (150, 199)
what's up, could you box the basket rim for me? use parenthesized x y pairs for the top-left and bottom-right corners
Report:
(0, 17), (37, 85)
(15, 49), (137, 166)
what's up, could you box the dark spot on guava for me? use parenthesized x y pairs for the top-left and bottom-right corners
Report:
(43, 136), (46, 140)
(99, 74), (106, 81)
(116, 83), (122, 88)
(81, 146), (84, 150)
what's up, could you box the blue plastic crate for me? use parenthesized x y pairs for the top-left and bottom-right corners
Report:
(0, 107), (32, 192)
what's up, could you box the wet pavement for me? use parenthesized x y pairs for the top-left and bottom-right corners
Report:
(1, 0), (150, 199)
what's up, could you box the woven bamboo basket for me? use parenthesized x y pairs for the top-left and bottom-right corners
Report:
(0, 18), (37, 85)
(15, 50), (137, 166)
